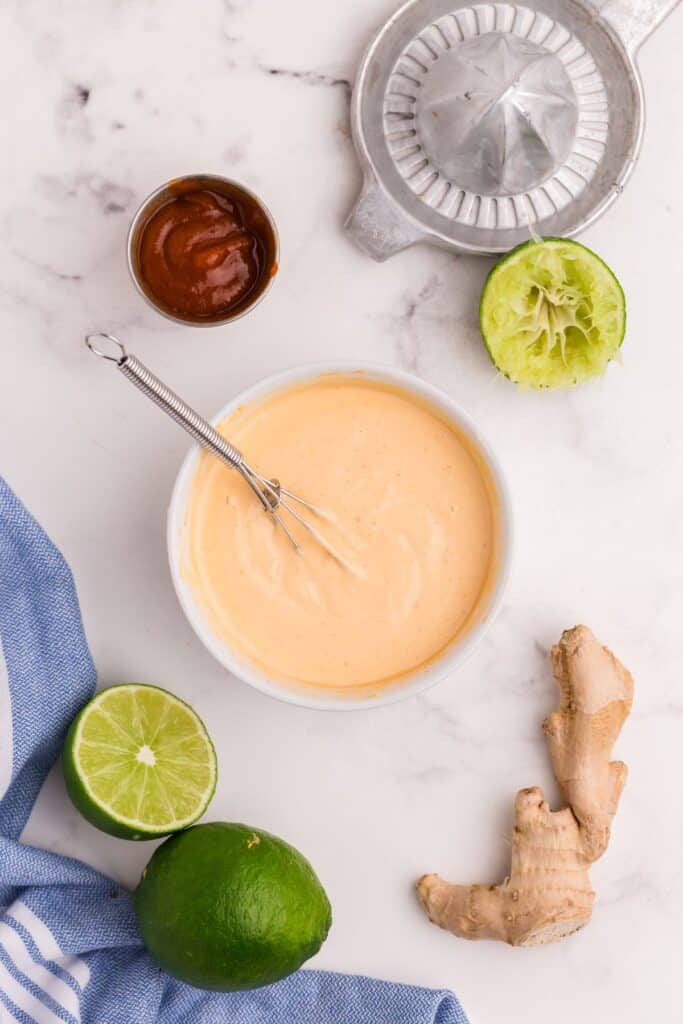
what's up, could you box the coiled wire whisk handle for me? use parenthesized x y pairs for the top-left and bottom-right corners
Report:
(85, 333), (244, 471)
(85, 332), (359, 567)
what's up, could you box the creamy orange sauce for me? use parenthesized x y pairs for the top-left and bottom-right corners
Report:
(182, 376), (500, 690)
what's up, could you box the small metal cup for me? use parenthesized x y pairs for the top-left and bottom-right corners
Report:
(127, 173), (280, 327)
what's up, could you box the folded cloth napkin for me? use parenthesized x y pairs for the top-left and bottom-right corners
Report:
(0, 478), (469, 1024)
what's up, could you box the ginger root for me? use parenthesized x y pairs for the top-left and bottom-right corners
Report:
(417, 625), (633, 946)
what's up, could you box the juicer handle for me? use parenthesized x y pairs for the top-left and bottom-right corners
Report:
(598, 0), (680, 53)
(345, 174), (425, 262)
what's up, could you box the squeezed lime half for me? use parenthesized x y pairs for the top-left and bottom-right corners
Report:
(63, 684), (217, 839)
(480, 238), (626, 389)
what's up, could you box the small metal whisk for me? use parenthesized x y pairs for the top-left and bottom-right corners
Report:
(85, 333), (351, 569)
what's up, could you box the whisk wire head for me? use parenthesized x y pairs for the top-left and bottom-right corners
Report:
(244, 467), (359, 573)
(86, 332), (352, 570)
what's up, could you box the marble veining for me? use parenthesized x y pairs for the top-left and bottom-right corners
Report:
(1, 0), (682, 1021)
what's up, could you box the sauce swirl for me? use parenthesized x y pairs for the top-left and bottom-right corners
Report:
(183, 377), (501, 692)
(136, 186), (276, 322)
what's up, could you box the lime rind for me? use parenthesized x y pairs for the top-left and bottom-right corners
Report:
(480, 238), (626, 389)
(133, 822), (332, 991)
(64, 684), (217, 839)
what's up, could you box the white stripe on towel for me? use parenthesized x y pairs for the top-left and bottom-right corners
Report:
(0, 996), (21, 1023)
(0, 956), (68, 1024)
(6, 903), (90, 991)
(0, 920), (81, 1020)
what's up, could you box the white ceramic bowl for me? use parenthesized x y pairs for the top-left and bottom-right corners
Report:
(168, 362), (513, 710)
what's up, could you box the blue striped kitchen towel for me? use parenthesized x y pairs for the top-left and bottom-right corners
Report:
(0, 476), (469, 1024)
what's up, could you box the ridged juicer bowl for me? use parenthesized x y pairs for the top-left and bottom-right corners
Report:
(167, 363), (513, 711)
(346, 0), (678, 258)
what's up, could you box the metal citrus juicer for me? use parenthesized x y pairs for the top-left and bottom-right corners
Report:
(346, 0), (679, 259)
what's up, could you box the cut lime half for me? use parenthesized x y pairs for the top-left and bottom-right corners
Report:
(480, 238), (626, 389)
(63, 684), (217, 840)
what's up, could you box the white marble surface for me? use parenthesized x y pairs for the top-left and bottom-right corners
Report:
(1, 0), (683, 1020)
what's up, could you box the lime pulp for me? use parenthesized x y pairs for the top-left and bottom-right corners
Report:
(62, 684), (217, 840)
(479, 237), (626, 389)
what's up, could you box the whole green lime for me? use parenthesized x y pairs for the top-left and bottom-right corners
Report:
(132, 822), (332, 991)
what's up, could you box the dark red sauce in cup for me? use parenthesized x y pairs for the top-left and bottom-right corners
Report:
(134, 180), (278, 324)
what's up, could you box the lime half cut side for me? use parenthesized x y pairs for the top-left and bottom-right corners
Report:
(63, 684), (217, 840)
(480, 238), (626, 389)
